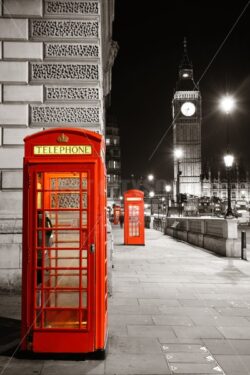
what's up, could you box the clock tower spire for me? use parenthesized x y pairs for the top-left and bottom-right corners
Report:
(172, 38), (202, 199)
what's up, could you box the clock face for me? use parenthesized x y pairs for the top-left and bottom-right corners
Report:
(181, 102), (196, 117)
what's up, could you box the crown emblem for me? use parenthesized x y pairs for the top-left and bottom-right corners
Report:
(57, 133), (69, 143)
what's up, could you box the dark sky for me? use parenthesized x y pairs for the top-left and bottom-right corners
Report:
(110, 0), (250, 182)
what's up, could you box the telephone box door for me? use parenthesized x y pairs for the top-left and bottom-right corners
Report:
(27, 164), (96, 353)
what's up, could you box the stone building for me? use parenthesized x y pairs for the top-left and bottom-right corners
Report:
(202, 169), (250, 209)
(106, 115), (121, 209)
(0, 0), (117, 289)
(172, 39), (202, 198)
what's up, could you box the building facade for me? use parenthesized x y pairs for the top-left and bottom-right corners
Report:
(202, 169), (250, 208)
(106, 115), (121, 209)
(0, 0), (117, 289)
(172, 39), (202, 198)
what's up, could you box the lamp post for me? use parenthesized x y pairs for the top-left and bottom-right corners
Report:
(165, 184), (171, 217)
(174, 148), (183, 216)
(224, 153), (234, 218)
(149, 190), (155, 215)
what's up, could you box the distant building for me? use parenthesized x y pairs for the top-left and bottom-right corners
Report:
(202, 168), (250, 208)
(106, 116), (122, 208)
(172, 40), (249, 209)
(172, 38), (202, 197)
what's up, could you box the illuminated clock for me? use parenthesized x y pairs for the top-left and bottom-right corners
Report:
(181, 102), (196, 117)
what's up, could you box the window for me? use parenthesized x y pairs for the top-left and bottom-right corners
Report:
(241, 184), (245, 189)
(213, 192), (217, 196)
(106, 138), (110, 145)
(213, 184), (217, 189)
(222, 184), (226, 189)
(232, 192), (236, 199)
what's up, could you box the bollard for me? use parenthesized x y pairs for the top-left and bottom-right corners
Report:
(241, 231), (247, 260)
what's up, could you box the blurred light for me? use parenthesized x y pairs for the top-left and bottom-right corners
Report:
(165, 185), (171, 193)
(219, 95), (235, 114)
(148, 174), (154, 181)
(119, 196), (123, 200)
(224, 154), (234, 168)
(174, 148), (183, 159)
(149, 191), (155, 198)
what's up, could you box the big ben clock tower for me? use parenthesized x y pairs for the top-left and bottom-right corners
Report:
(172, 38), (201, 197)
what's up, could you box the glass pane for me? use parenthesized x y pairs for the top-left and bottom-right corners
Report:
(81, 292), (87, 308)
(129, 205), (140, 237)
(82, 192), (87, 209)
(44, 309), (80, 329)
(52, 230), (80, 248)
(35, 310), (42, 328)
(81, 309), (87, 327)
(48, 211), (80, 228)
(82, 211), (87, 228)
(82, 175), (87, 189)
(44, 291), (80, 307)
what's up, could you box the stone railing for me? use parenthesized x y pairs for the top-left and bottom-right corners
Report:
(154, 216), (239, 257)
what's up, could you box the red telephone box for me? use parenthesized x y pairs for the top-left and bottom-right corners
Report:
(113, 205), (121, 225)
(124, 190), (145, 245)
(21, 128), (107, 355)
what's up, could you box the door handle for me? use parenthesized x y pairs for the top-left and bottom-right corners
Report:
(90, 243), (95, 253)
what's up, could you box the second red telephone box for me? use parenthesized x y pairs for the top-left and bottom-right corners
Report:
(113, 205), (121, 225)
(124, 190), (145, 245)
(21, 128), (107, 356)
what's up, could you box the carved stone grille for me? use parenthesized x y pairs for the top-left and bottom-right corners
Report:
(45, 87), (99, 101)
(45, 43), (99, 58)
(31, 64), (99, 81)
(31, 20), (99, 39)
(31, 106), (100, 124)
(45, 1), (99, 15)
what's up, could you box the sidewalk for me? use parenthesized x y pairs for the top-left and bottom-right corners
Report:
(1, 227), (250, 374)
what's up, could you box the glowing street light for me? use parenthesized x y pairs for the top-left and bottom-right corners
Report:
(174, 148), (183, 159)
(219, 95), (235, 114)
(147, 174), (154, 182)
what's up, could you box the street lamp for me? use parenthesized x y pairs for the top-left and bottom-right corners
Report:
(165, 185), (171, 217)
(149, 190), (155, 215)
(219, 94), (235, 151)
(147, 174), (154, 182)
(224, 153), (234, 218)
(174, 148), (183, 216)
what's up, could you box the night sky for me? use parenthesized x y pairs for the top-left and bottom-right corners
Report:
(110, 1), (250, 182)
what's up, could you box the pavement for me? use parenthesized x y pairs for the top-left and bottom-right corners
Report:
(1, 227), (250, 374)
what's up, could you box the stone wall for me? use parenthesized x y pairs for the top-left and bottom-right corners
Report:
(0, 0), (117, 289)
(163, 217), (239, 257)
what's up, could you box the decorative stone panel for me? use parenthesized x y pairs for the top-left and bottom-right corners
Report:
(44, 1), (99, 16)
(45, 43), (99, 58)
(31, 20), (99, 39)
(45, 86), (99, 101)
(31, 63), (99, 81)
(30, 105), (100, 125)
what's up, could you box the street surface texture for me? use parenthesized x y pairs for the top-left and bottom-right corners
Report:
(1, 226), (250, 374)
